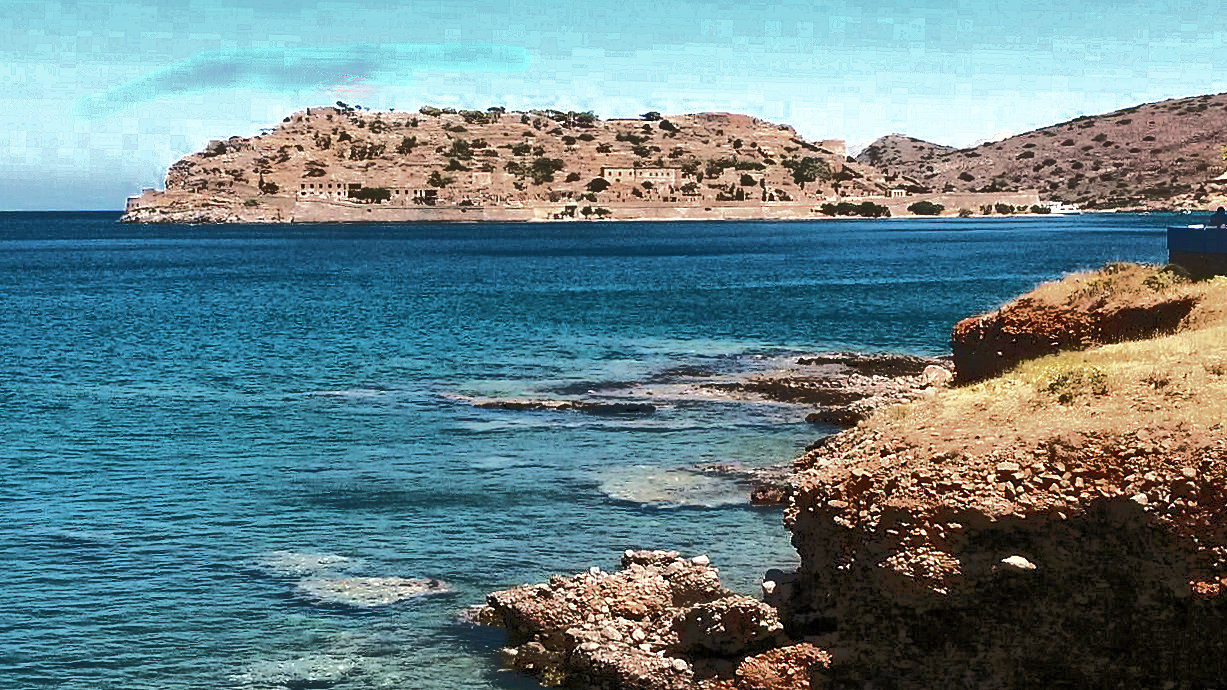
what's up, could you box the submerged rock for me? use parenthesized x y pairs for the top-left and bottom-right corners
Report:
(707, 353), (953, 429)
(253, 550), (361, 578)
(294, 576), (449, 608)
(469, 398), (657, 415)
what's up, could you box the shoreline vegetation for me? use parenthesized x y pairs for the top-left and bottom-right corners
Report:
(475, 262), (1227, 689)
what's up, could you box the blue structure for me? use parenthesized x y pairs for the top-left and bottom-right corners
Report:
(1168, 226), (1227, 278)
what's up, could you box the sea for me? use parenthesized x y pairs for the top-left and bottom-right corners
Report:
(0, 212), (1171, 689)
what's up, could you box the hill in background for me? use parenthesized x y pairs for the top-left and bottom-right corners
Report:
(856, 93), (1227, 209)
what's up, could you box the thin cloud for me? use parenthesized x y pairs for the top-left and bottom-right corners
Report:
(76, 43), (531, 117)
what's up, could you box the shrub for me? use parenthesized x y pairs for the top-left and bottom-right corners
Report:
(1143, 265), (1190, 291)
(427, 171), (453, 188)
(908, 200), (945, 215)
(740, 173), (757, 187)
(1029, 205), (1051, 214)
(396, 136), (418, 154)
(616, 132), (648, 145)
(1039, 364), (1109, 404)
(447, 139), (473, 160)
(958, 171), (975, 181)
(586, 177), (610, 193)
(819, 201), (890, 217)
(565, 172), (581, 183)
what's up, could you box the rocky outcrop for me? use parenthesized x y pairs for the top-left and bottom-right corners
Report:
(708, 353), (953, 429)
(481, 551), (823, 689)
(952, 264), (1199, 381)
(469, 398), (657, 415)
(774, 425), (1227, 687)
(765, 265), (1227, 686)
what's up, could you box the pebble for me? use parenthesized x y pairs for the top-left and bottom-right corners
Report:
(1001, 555), (1037, 571)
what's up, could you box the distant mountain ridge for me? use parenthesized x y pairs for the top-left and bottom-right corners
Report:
(856, 92), (1227, 209)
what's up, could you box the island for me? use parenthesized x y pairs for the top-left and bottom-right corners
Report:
(123, 105), (1043, 224)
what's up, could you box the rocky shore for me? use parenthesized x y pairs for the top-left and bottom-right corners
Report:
(477, 550), (827, 689)
(479, 264), (1227, 688)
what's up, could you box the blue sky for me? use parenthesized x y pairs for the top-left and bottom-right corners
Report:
(3, 0), (1226, 210)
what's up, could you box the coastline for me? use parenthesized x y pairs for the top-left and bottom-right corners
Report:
(121, 192), (1048, 225)
(474, 262), (1227, 689)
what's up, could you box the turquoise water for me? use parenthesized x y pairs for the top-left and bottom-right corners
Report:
(0, 212), (1168, 689)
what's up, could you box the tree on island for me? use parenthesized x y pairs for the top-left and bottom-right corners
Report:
(528, 157), (566, 184)
(350, 186), (391, 203)
(908, 200), (945, 216)
(640, 111), (663, 121)
(782, 157), (832, 188)
(427, 171), (454, 188)
(586, 177), (611, 193)
(396, 136), (419, 154)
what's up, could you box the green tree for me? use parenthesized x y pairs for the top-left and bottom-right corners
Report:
(783, 157), (831, 188)
(350, 186), (391, 203)
(447, 139), (473, 160)
(587, 177), (611, 193)
(528, 157), (566, 184)
(907, 200), (945, 216)
(396, 136), (419, 154)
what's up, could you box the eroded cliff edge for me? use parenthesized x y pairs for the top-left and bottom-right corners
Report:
(480, 264), (1227, 688)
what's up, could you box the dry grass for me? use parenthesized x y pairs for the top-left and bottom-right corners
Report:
(869, 267), (1227, 454)
(1020, 261), (1199, 310)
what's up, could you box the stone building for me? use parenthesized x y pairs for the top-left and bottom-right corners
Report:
(599, 167), (679, 185)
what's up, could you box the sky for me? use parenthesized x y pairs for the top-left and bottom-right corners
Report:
(3, 0), (1226, 210)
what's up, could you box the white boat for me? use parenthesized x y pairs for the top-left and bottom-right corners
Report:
(1047, 202), (1083, 215)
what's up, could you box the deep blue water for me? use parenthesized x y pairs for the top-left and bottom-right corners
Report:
(0, 212), (1169, 689)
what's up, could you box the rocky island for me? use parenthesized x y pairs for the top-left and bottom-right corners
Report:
(122, 105), (1041, 224)
(477, 263), (1227, 688)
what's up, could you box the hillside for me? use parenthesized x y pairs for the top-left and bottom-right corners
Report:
(854, 134), (953, 185)
(123, 105), (1043, 223)
(856, 92), (1227, 209)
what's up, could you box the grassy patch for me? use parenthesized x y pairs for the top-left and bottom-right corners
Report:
(866, 267), (1227, 454)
